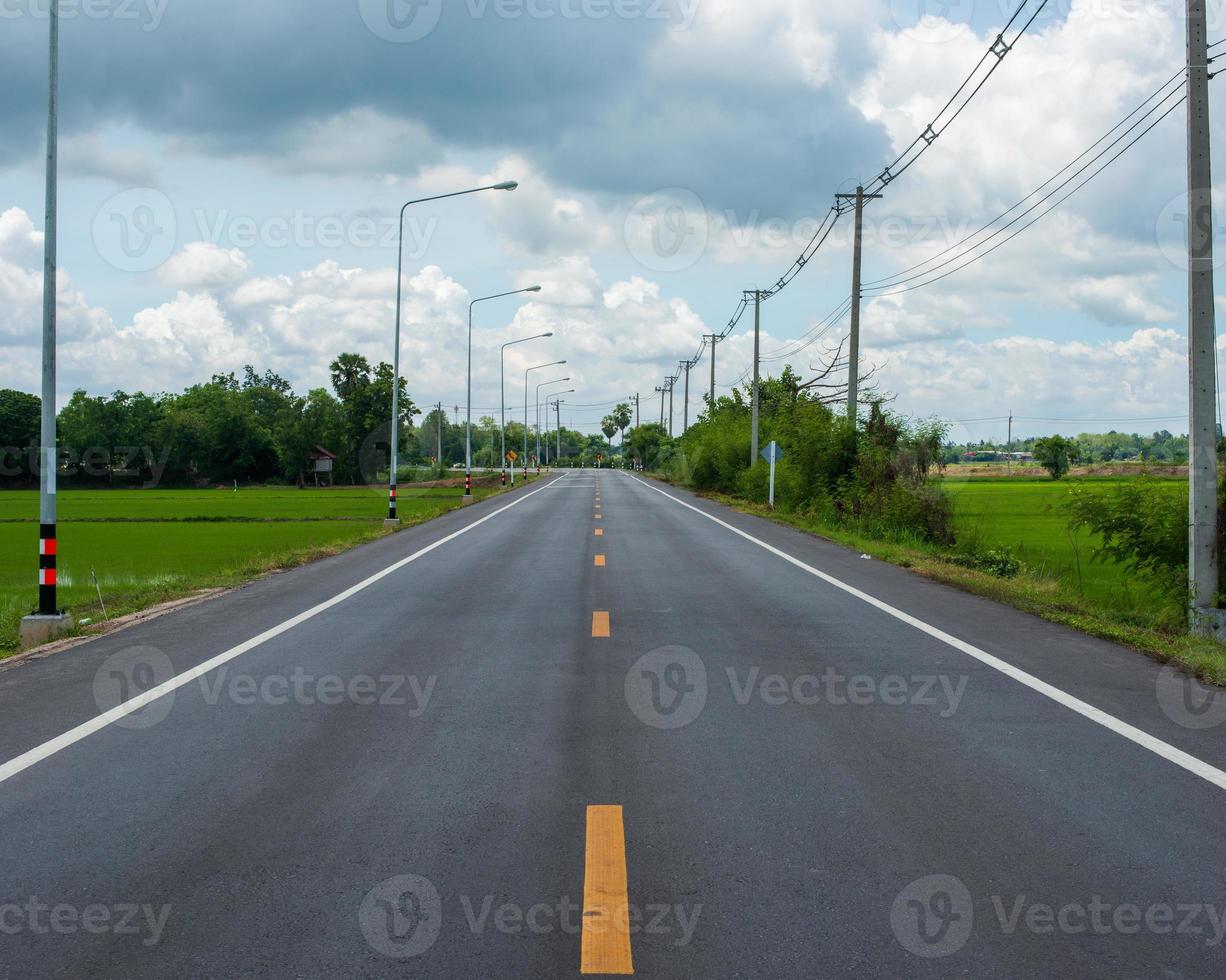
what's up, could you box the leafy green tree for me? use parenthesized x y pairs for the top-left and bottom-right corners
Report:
(0, 389), (40, 483)
(1033, 435), (1080, 480)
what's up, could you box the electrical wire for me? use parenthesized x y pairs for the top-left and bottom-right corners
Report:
(662, 0), (1050, 389)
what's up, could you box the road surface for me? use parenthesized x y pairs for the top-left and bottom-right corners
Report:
(3, 470), (1226, 977)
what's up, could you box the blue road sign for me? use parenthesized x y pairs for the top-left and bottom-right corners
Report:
(761, 441), (784, 464)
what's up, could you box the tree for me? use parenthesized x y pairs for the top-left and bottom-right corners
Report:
(0, 389), (40, 484)
(612, 402), (633, 447)
(1033, 435), (1080, 480)
(601, 416), (618, 444)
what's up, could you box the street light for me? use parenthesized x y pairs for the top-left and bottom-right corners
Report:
(525, 360), (566, 466)
(467, 285), (542, 496)
(501, 331), (552, 486)
(386, 179), (519, 526)
(536, 377), (571, 466)
(546, 391), (576, 465)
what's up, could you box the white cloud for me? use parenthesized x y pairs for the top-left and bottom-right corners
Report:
(159, 242), (253, 291)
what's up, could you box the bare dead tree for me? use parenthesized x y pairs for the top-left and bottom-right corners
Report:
(798, 334), (891, 406)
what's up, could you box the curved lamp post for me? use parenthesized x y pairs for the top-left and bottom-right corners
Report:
(536, 377), (571, 467)
(466, 285), (542, 495)
(500, 331), (552, 485)
(387, 179), (519, 525)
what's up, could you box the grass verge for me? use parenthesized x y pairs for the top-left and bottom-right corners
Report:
(687, 487), (1226, 685)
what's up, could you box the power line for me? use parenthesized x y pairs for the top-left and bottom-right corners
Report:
(665, 0), (1050, 386)
(863, 74), (1188, 296)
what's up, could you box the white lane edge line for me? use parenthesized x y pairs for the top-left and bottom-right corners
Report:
(625, 473), (1226, 793)
(0, 477), (567, 786)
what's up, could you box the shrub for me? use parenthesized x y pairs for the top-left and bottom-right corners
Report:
(1066, 476), (1187, 598)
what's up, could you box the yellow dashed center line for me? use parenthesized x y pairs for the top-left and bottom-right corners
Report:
(591, 611), (611, 638)
(595, 555), (606, 567)
(581, 805), (634, 975)
(595, 528), (603, 537)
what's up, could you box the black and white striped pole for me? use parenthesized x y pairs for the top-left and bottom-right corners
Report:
(21, 0), (71, 648)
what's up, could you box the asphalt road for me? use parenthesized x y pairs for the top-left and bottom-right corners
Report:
(4, 469), (1226, 978)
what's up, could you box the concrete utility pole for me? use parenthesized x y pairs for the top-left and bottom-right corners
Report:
(22, 0), (71, 648)
(436, 402), (443, 462)
(635, 393), (640, 428)
(682, 360), (691, 432)
(556, 400), (563, 462)
(667, 376), (677, 437)
(836, 186), (883, 424)
(1187, 0), (1221, 633)
(1007, 412), (1013, 474)
(704, 334), (719, 410)
(656, 386), (665, 426)
(750, 290), (762, 465)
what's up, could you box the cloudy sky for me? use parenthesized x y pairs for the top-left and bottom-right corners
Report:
(1, 0), (1223, 440)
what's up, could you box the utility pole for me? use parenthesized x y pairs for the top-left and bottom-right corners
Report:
(1006, 412), (1013, 473)
(1187, 0), (1221, 633)
(667, 376), (677, 437)
(682, 360), (691, 432)
(749, 289), (762, 465)
(635, 393), (640, 429)
(704, 334), (719, 411)
(436, 402), (443, 463)
(836, 186), (883, 424)
(556, 400), (563, 463)
(22, 1), (70, 647)
(656, 386), (665, 426)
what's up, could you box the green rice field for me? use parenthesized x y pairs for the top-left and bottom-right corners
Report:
(0, 485), (500, 654)
(946, 475), (1185, 622)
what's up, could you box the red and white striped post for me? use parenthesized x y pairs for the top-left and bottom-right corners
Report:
(387, 486), (397, 521)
